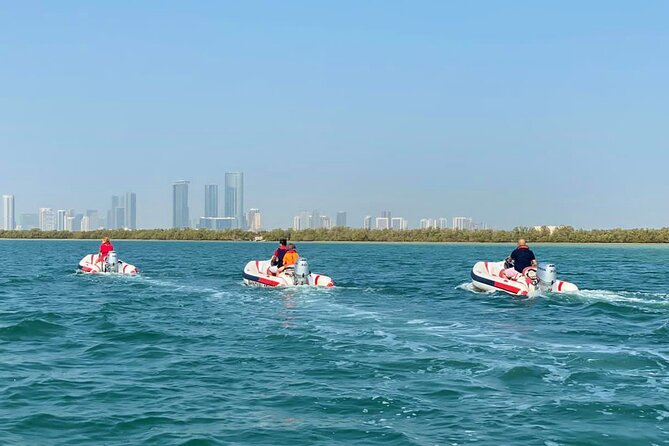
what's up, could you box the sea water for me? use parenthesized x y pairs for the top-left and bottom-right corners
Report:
(0, 240), (667, 445)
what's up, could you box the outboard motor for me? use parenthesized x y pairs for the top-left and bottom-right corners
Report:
(536, 262), (557, 290)
(293, 258), (310, 285)
(106, 251), (119, 273)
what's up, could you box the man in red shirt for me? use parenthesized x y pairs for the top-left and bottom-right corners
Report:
(270, 238), (289, 268)
(99, 237), (114, 262)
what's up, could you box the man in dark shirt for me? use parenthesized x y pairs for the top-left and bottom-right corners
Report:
(270, 238), (289, 268)
(503, 239), (537, 279)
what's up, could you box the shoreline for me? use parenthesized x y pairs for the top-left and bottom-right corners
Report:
(1, 238), (668, 247)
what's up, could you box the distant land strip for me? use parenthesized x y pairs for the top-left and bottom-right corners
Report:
(2, 227), (669, 243)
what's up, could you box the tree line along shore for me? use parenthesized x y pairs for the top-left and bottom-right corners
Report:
(1, 226), (669, 243)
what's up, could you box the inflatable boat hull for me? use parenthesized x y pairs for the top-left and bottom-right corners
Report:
(471, 261), (577, 296)
(243, 260), (334, 287)
(78, 253), (139, 275)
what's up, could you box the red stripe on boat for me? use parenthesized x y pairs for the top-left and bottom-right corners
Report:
(258, 277), (280, 286)
(493, 281), (521, 294)
(314, 275), (320, 285)
(558, 281), (564, 291)
(484, 262), (489, 273)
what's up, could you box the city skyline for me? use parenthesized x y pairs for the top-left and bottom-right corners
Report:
(1, 3), (666, 230)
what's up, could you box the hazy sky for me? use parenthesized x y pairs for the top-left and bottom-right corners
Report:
(1, 1), (667, 229)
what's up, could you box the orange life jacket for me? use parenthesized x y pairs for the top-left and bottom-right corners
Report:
(282, 250), (299, 266)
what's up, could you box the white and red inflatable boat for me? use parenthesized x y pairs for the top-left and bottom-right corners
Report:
(78, 251), (139, 275)
(471, 261), (577, 296)
(243, 258), (334, 287)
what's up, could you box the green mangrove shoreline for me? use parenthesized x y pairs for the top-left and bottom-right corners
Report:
(2, 227), (669, 243)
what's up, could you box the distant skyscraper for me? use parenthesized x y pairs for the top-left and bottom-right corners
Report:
(39, 208), (55, 231)
(115, 207), (125, 229)
(81, 215), (91, 232)
(224, 172), (244, 229)
(381, 210), (392, 220)
(336, 211), (347, 227)
(56, 209), (66, 231)
(86, 209), (100, 230)
(293, 215), (303, 231)
(438, 217), (448, 229)
(173, 181), (190, 228)
(453, 217), (473, 230)
(320, 215), (332, 229)
(125, 192), (137, 229)
(109, 195), (123, 229)
(391, 217), (408, 230)
(64, 216), (75, 231)
(375, 217), (390, 230)
(2, 195), (15, 230)
(247, 208), (261, 231)
(363, 216), (372, 230)
(204, 185), (219, 218)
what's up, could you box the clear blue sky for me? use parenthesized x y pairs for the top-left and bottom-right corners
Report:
(1, 1), (667, 229)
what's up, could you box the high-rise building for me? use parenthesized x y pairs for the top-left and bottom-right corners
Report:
(453, 217), (473, 230)
(39, 208), (55, 231)
(108, 195), (125, 229)
(86, 210), (100, 230)
(224, 172), (244, 229)
(125, 192), (137, 229)
(81, 215), (91, 232)
(64, 216), (75, 231)
(204, 185), (218, 218)
(114, 207), (125, 229)
(381, 210), (392, 221)
(320, 215), (332, 229)
(438, 217), (448, 229)
(173, 180), (190, 228)
(56, 210), (66, 231)
(375, 217), (390, 230)
(363, 216), (372, 230)
(293, 211), (313, 230)
(336, 211), (347, 227)
(420, 218), (434, 229)
(2, 195), (15, 230)
(391, 217), (408, 230)
(247, 208), (262, 231)
(293, 215), (303, 231)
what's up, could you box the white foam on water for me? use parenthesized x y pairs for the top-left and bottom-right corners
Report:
(456, 282), (496, 294)
(565, 289), (669, 308)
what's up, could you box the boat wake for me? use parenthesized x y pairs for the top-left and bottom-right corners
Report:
(569, 289), (669, 309)
(458, 280), (669, 309)
(456, 282), (495, 294)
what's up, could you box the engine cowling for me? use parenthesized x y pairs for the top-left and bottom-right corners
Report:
(106, 251), (119, 273)
(536, 262), (557, 288)
(294, 258), (310, 285)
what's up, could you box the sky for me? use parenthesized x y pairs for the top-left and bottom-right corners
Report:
(1, 1), (667, 229)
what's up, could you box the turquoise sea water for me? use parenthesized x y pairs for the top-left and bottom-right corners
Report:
(1, 240), (668, 445)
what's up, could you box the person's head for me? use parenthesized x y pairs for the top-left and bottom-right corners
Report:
(288, 243), (296, 250)
(279, 238), (287, 246)
(518, 239), (527, 247)
(102, 237), (110, 243)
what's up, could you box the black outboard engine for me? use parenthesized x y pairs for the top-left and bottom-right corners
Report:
(105, 251), (119, 273)
(293, 258), (310, 285)
(536, 262), (557, 291)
